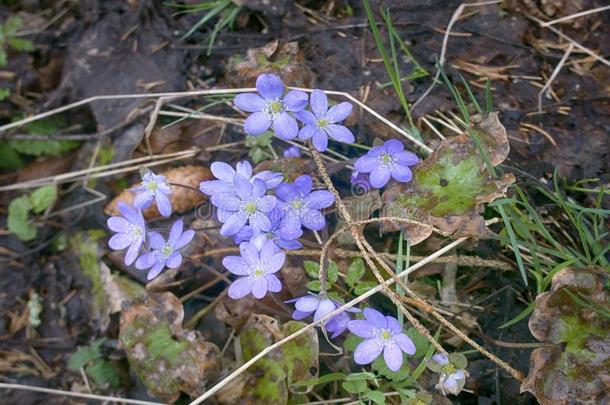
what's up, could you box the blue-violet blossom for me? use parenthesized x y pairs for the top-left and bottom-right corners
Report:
(199, 160), (282, 196)
(135, 219), (195, 280)
(287, 293), (358, 339)
(214, 176), (277, 236)
(283, 145), (302, 158)
(276, 175), (335, 240)
(354, 139), (419, 188)
(107, 202), (146, 266)
(234, 73), (308, 140)
(347, 308), (416, 371)
(132, 170), (173, 217)
(432, 353), (467, 395)
(223, 240), (285, 299)
(296, 89), (354, 152)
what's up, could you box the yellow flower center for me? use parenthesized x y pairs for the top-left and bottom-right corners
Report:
(268, 100), (283, 114)
(147, 181), (158, 191)
(379, 329), (392, 341)
(161, 244), (173, 256)
(318, 119), (329, 128)
(253, 268), (265, 277)
(244, 202), (257, 215)
(441, 363), (457, 375)
(381, 153), (393, 164)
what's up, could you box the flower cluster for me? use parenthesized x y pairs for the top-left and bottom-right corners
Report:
(235, 74), (354, 152)
(200, 161), (335, 300)
(107, 170), (195, 280)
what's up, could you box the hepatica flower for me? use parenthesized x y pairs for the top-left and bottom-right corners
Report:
(223, 240), (285, 299)
(107, 202), (146, 266)
(276, 175), (335, 240)
(283, 145), (301, 158)
(214, 176), (277, 237)
(287, 293), (358, 338)
(347, 308), (416, 371)
(132, 170), (172, 217)
(296, 89), (354, 152)
(250, 209), (303, 250)
(354, 139), (419, 188)
(135, 219), (194, 280)
(427, 353), (467, 396)
(199, 160), (282, 196)
(234, 73), (308, 140)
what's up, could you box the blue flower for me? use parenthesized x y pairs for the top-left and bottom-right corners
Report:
(431, 353), (467, 395)
(286, 293), (359, 339)
(282, 145), (302, 158)
(213, 175), (277, 237)
(199, 160), (282, 196)
(353, 139), (419, 188)
(295, 89), (354, 152)
(347, 308), (416, 372)
(135, 219), (195, 280)
(249, 208), (303, 250)
(234, 73), (308, 140)
(276, 175), (335, 240)
(107, 202), (146, 266)
(132, 170), (172, 217)
(223, 240), (285, 299)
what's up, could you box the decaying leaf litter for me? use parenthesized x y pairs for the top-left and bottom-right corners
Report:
(0, 1), (608, 404)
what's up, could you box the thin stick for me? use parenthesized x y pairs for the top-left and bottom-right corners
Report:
(538, 43), (574, 113)
(540, 5), (610, 26)
(0, 383), (165, 405)
(528, 14), (610, 67)
(412, 0), (502, 110)
(188, 237), (467, 405)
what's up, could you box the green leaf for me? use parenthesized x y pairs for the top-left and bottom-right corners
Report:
(68, 339), (104, 370)
(306, 280), (321, 292)
(29, 185), (57, 213)
(0, 143), (24, 169)
(291, 372), (347, 388)
(405, 327), (430, 359)
(0, 50), (6, 67)
(326, 261), (338, 284)
(449, 353), (468, 369)
(364, 390), (386, 405)
(4, 16), (22, 35)
(8, 117), (80, 157)
(354, 281), (377, 295)
(86, 360), (121, 388)
(0, 88), (9, 100)
(371, 355), (410, 382)
(346, 258), (366, 287)
(7, 195), (36, 241)
(342, 379), (367, 394)
(303, 260), (319, 278)
(7, 37), (34, 52)
(282, 321), (319, 394)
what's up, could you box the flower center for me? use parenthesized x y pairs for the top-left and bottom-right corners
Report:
(378, 328), (393, 342)
(263, 99), (284, 120)
(253, 267), (265, 278)
(266, 232), (275, 240)
(243, 201), (258, 215)
(146, 181), (158, 191)
(161, 244), (173, 257)
(317, 118), (329, 128)
(379, 152), (394, 166)
(441, 363), (457, 375)
(130, 225), (143, 240)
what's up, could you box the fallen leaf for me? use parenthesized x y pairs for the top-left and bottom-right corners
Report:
(105, 165), (211, 218)
(382, 113), (514, 245)
(521, 266), (610, 404)
(119, 292), (220, 403)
